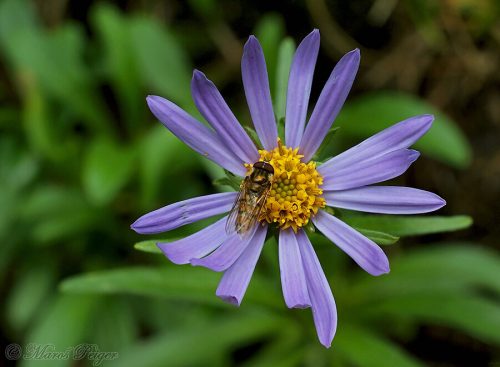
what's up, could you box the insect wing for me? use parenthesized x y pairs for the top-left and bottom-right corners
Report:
(235, 183), (271, 238)
(246, 186), (271, 229)
(225, 179), (248, 235)
(225, 178), (271, 238)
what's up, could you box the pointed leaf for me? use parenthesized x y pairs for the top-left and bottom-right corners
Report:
(335, 325), (425, 367)
(365, 294), (500, 345)
(343, 214), (472, 237)
(130, 17), (192, 108)
(92, 4), (142, 128)
(105, 311), (285, 367)
(274, 38), (295, 120)
(254, 14), (285, 94)
(354, 227), (399, 245)
(352, 244), (500, 301)
(21, 294), (100, 367)
(83, 138), (136, 206)
(60, 266), (281, 308)
(134, 240), (166, 254)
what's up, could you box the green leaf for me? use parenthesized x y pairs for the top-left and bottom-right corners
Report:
(134, 240), (163, 254)
(130, 17), (192, 109)
(244, 126), (262, 149)
(91, 298), (137, 352)
(315, 126), (341, 161)
(214, 169), (244, 191)
(213, 177), (240, 191)
(365, 294), (500, 345)
(352, 244), (500, 301)
(240, 319), (304, 367)
(393, 244), (500, 293)
(60, 266), (219, 303)
(260, 235), (280, 275)
(335, 325), (425, 367)
(336, 92), (472, 168)
(83, 138), (136, 206)
(274, 38), (295, 120)
(0, 138), (37, 191)
(0, 140), (35, 259)
(254, 14), (285, 93)
(277, 116), (285, 142)
(349, 245), (500, 345)
(21, 71), (68, 161)
(20, 294), (100, 367)
(105, 311), (285, 367)
(354, 227), (399, 245)
(0, 0), (38, 46)
(20, 186), (99, 244)
(60, 266), (282, 309)
(6, 265), (56, 333)
(92, 3), (142, 129)
(343, 214), (472, 237)
(2, 21), (111, 134)
(201, 159), (230, 193)
(139, 125), (198, 208)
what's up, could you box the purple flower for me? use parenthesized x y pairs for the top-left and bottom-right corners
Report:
(131, 29), (445, 348)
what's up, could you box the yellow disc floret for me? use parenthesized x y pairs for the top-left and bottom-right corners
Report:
(246, 139), (326, 232)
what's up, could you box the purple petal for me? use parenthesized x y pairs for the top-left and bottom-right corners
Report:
(296, 230), (337, 348)
(216, 223), (268, 306)
(191, 70), (259, 163)
(299, 49), (360, 161)
(312, 210), (390, 276)
(147, 95), (246, 176)
(321, 149), (420, 191)
(324, 186), (446, 214)
(131, 192), (237, 234)
(190, 226), (258, 272)
(319, 115), (434, 173)
(157, 216), (228, 265)
(285, 29), (320, 148)
(241, 36), (278, 151)
(279, 229), (311, 309)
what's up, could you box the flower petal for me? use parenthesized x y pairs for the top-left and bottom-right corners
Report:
(241, 36), (278, 150)
(191, 70), (259, 163)
(285, 29), (320, 148)
(157, 216), (228, 265)
(319, 114), (434, 173)
(321, 149), (420, 191)
(131, 192), (237, 234)
(190, 226), (258, 272)
(299, 49), (360, 161)
(279, 229), (311, 309)
(312, 210), (390, 276)
(216, 223), (268, 306)
(324, 186), (446, 214)
(147, 95), (246, 176)
(296, 230), (337, 348)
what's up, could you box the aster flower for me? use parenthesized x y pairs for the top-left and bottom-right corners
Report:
(131, 29), (445, 347)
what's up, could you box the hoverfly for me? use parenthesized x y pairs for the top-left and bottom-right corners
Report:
(226, 161), (274, 237)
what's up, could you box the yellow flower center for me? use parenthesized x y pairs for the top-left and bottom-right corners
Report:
(246, 139), (326, 232)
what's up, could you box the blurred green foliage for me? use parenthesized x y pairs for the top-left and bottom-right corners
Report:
(0, 0), (498, 366)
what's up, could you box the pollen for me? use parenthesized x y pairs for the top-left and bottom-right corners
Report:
(246, 139), (326, 232)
